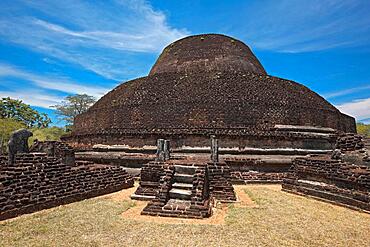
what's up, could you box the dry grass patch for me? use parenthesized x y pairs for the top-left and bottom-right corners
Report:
(1, 184), (369, 247)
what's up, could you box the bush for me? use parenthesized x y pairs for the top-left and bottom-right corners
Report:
(0, 118), (26, 154)
(357, 123), (370, 137)
(29, 126), (66, 145)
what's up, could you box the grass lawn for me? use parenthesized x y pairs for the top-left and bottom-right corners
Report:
(1, 184), (369, 247)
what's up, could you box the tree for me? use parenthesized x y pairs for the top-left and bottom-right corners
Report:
(0, 118), (26, 154)
(29, 126), (66, 146)
(357, 122), (370, 137)
(0, 97), (51, 128)
(52, 94), (96, 126)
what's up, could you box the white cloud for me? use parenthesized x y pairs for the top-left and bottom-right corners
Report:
(0, 0), (189, 79)
(0, 89), (63, 108)
(238, 0), (370, 52)
(0, 63), (113, 98)
(336, 98), (370, 122)
(323, 85), (370, 99)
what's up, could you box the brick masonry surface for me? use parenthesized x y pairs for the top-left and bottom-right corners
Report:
(136, 160), (235, 218)
(225, 157), (289, 184)
(282, 156), (370, 212)
(0, 153), (133, 220)
(64, 35), (355, 149)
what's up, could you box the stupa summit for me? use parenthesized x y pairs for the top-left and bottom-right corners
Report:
(64, 34), (355, 153)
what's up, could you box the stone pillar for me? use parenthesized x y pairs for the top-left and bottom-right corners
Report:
(211, 135), (219, 163)
(164, 140), (170, 161)
(156, 139), (165, 162)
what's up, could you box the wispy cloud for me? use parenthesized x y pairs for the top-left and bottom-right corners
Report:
(0, 89), (63, 109)
(0, 0), (189, 80)
(336, 97), (370, 122)
(238, 0), (370, 52)
(323, 84), (370, 99)
(0, 63), (113, 98)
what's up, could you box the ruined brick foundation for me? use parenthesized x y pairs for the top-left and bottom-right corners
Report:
(0, 153), (134, 220)
(282, 156), (370, 213)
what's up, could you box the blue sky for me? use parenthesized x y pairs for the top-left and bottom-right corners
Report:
(0, 0), (369, 125)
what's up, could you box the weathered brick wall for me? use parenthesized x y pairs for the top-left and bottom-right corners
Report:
(30, 140), (75, 165)
(282, 157), (370, 212)
(208, 162), (236, 201)
(0, 153), (134, 220)
(225, 158), (289, 183)
(336, 133), (365, 151)
(134, 161), (165, 197)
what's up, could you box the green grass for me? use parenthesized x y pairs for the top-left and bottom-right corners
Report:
(1, 185), (369, 247)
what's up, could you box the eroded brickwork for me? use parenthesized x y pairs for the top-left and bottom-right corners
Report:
(207, 162), (237, 201)
(225, 157), (289, 183)
(30, 140), (75, 166)
(0, 153), (133, 220)
(336, 133), (365, 151)
(282, 156), (370, 212)
(134, 161), (165, 197)
(65, 34), (355, 149)
(69, 71), (355, 141)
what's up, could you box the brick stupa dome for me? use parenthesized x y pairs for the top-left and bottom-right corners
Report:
(149, 34), (267, 75)
(66, 34), (355, 149)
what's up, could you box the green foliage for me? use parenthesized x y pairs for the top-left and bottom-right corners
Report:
(52, 94), (96, 125)
(0, 97), (51, 128)
(29, 126), (66, 145)
(357, 122), (370, 137)
(0, 118), (26, 154)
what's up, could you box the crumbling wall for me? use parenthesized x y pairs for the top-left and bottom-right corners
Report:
(207, 162), (236, 201)
(336, 133), (365, 151)
(225, 157), (289, 183)
(30, 140), (75, 165)
(134, 161), (165, 197)
(282, 156), (370, 212)
(0, 153), (134, 220)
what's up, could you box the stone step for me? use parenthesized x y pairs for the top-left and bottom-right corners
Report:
(174, 165), (198, 175)
(169, 188), (192, 200)
(163, 199), (191, 210)
(174, 173), (194, 183)
(172, 182), (193, 190)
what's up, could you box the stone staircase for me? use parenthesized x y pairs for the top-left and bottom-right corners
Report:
(168, 165), (196, 201)
(141, 163), (213, 218)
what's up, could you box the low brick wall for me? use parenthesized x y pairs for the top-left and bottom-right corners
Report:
(225, 158), (289, 184)
(134, 161), (165, 197)
(0, 153), (134, 220)
(208, 162), (236, 201)
(336, 133), (365, 151)
(282, 156), (370, 212)
(230, 171), (287, 183)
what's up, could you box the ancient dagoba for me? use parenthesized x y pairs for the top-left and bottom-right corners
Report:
(54, 34), (370, 218)
(64, 34), (355, 153)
